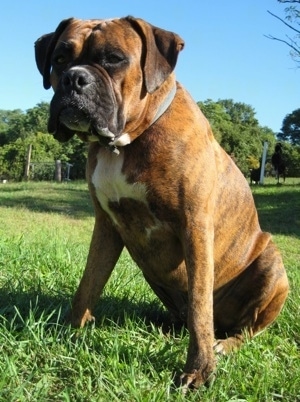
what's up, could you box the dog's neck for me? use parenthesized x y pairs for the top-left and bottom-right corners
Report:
(109, 79), (177, 154)
(149, 84), (176, 127)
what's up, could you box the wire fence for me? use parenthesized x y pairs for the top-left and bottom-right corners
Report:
(0, 161), (84, 182)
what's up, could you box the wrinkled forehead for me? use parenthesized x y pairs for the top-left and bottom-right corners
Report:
(55, 18), (138, 53)
(62, 17), (120, 36)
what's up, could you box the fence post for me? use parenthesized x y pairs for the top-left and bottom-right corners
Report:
(24, 144), (32, 181)
(55, 160), (62, 182)
(259, 142), (268, 185)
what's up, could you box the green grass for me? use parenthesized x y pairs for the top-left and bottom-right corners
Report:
(0, 179), (299, 401)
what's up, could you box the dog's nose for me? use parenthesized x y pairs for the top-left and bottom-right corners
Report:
(61, 67), (92, 94)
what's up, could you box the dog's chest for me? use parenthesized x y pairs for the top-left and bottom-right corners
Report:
(91, 147), (185, 288)
(91, 148), (154, 229)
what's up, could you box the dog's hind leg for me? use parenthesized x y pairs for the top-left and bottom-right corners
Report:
(213, 239), (289, 355)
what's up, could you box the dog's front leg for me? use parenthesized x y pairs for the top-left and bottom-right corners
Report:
(180, 216), (216, 390)
(70, 215), (124, 328)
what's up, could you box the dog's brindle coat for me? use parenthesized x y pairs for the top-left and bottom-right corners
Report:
(35, 17), (289, 389)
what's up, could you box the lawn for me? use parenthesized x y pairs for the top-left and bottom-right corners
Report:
(0, 179), (299, 401)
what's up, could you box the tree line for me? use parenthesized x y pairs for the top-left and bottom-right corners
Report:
(0, 100), (299, 181)
(0, 103), (87, 181)
(198, 99), (300, 177)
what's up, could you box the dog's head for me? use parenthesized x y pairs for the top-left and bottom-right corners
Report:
(35, 17), (184, 146)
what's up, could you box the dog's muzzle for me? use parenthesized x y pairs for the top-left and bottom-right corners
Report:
(48, 66), (122, 144)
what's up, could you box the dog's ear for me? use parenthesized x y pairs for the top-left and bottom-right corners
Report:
(126, 17), (185, 94)
(34, 18), (74, 90)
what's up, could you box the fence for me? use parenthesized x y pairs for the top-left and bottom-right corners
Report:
(24, 160), (74, 182)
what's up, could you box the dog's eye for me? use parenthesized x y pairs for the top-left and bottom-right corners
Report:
(101, 52), (129, 70)
(53, 55), (67, 66)
(105, 53), (124, 65)
(92, 47), (128, 70)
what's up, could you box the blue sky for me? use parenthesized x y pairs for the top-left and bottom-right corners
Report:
(0, 0), (298, 133)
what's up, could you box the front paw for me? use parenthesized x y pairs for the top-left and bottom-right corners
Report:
(179, 363), (216, 392)
(65, 308), (95, 328)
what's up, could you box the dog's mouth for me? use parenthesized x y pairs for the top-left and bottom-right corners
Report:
(52, 107), (116, 145)
(47, 96), (121, 147)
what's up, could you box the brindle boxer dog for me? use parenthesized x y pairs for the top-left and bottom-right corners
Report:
(35, 17), (289, 390)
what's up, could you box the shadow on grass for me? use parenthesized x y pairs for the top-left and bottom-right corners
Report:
(0, 287), (178, 333)
(251, 183), (300, 237)
(2, 180), (299, 229)
(0, 183), (94, 219)
(0, 288), (187, 387)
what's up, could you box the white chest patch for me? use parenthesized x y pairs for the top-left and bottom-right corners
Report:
(91, 148), (148, 224)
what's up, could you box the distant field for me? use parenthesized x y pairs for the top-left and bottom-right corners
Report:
(0, 179), (299, 401)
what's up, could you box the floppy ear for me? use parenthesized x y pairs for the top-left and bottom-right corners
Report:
(126, 17), (185, 94)
(34, 18), (74, 89)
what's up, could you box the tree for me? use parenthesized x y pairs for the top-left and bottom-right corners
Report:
(24, 102), (49, 134)
(267, 0), (300, 65)
(0, 103), (88, 181)
(196, 99), (231, 143)
(0, 103), (49, 143)
(277, 108), (300, 144)
(0, 109), (24, 144)
(216, 99), (259, 127)
(197, 99), (277, 175)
